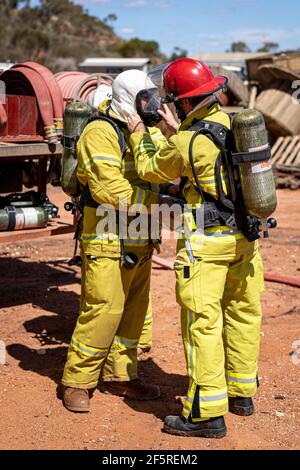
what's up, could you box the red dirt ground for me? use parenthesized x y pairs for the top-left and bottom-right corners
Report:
(0, 187), (299, 450)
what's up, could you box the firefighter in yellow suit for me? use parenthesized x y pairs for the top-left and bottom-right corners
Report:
(128, 59), (265, 438)
(62, 70), (170, 412)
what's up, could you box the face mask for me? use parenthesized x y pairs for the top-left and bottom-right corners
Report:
(135, 88), (162, 127)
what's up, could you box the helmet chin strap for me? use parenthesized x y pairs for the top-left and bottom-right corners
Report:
(186, 95), (218, 118)
(175, 101), (187, 122)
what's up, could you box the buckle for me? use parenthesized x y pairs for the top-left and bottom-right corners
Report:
(223, 214), (237, 229)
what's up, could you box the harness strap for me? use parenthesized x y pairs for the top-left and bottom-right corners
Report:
(83, 115), (127, 208)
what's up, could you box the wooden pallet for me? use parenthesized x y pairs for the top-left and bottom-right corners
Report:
(272, 135), (300, 167)
(272, 136), (300, 189)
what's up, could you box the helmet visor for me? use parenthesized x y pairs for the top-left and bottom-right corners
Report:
(147, 63), (170, 97)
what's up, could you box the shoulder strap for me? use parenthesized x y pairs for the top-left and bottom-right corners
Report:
(188, 119), (230, 150)
(187, 119), (235, 210)
(87, 114), (127, 159)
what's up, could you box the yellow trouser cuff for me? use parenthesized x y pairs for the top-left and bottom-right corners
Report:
(61, 380), (98, 390)
(102, 374), (138, 382)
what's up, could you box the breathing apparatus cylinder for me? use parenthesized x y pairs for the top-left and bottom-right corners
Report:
(0, 206), (49, 231)
(61, 101), (92, 197)
(232, 109), (277, 234)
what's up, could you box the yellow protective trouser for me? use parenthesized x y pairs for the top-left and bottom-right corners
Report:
(175, 235), (264, 421)
(62, 247), (152, 389)
(138, 296), (153, 351)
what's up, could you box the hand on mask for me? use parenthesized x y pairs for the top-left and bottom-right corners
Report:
(127, 113), (146, 133)
(158, 104), (179, 135)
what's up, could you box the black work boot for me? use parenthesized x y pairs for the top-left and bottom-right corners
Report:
(229, 397), (254, 416)
(163, 415), (227, 438)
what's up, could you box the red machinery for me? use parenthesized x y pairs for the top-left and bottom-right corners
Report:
(0, 95), (42, 142)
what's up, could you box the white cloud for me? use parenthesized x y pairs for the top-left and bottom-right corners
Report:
(121, 0), (174, 9)
(154, 1), (174, 7)
(120, 27), (135, 34)
(81, 0), (111, 4)
(196, 27), (300, 49)
(124, 0), (147, 8)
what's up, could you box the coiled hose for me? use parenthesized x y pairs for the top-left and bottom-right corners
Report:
(55, 72), (113, 105)
(1, 62), (62, 143)
(20, 61), (64, 136)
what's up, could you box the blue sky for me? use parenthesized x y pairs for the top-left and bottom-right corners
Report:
(73, 0), (300, 56)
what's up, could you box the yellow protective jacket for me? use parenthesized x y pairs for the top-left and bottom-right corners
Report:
(130, 102), (229, 203)
(130, 102), (245, 242)
(76, 100), (167, 252)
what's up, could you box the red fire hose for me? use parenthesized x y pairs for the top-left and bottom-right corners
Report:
(55, 72), (113, 105)
(152, 255), (300, 288)
(55, 71), (88, 104)
(1, 65), (57, 143)
(21, 61), (64, 136)
(264, 273), (300, 288)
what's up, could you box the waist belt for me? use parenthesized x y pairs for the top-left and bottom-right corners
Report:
(192, 201), (237, 230)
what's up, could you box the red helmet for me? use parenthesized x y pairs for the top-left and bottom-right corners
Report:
(163, 58), (227, 101)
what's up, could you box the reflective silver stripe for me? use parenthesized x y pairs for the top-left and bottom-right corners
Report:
(123, 162), (135, 170)
(144, 315), (153, 322)
(186, 396), (193, 404)
(197, 178), (217, 185)
(188, 310), (195, 379)
(134, 144), (156, 155)
(71, 338), (107, 356)
(226, 375), (257, 384)
(152, 156), (158, 172)
(85, 155), (121, 168)
(200, 392), (228, 402)
(136, 188), (144, 205)
(81, 235), (148, 244)
(197, 230), (241, 237)
(82, 235), (118, 241)
(114, 337), (138, 347)
(192, 177), (227, 186)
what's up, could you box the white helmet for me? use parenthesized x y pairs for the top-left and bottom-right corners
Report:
(110, 69), (155, 122)
(88, 84), (112, 109)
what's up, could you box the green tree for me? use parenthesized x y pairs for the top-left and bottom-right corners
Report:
(229, 41), (251, 53)
(257, 42), (279, 53)
(169, 47), (187, 61)
(118, 38), (160, 58)
(104, 13), (117, 25)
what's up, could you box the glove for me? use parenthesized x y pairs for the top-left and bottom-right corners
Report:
(160, 183), (181, 197)
(158, 194), (185, 208)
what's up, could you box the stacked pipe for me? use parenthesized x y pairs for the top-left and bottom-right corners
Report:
(55, 72), (113, 106)
(0, 61), (64, 143)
